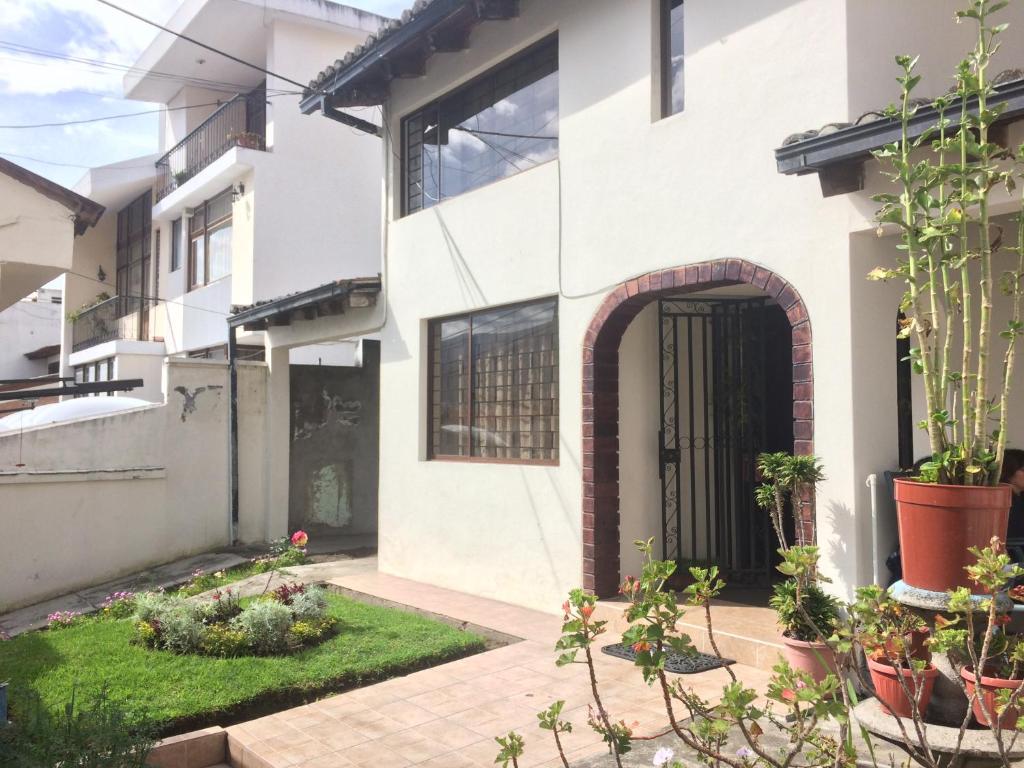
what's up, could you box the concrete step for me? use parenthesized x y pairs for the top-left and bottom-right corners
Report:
(594, 598), (784, 672)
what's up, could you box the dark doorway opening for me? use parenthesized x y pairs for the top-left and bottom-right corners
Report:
(658, 298), (794, 588)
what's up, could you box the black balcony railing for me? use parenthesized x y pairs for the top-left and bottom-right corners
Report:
(72, 296), (149, 352)
(155, 88), (266, 201)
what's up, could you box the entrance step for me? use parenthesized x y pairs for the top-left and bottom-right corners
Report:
(594, 599), (784, 672)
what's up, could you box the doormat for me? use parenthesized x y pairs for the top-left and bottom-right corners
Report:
(601, 642), (734, 674)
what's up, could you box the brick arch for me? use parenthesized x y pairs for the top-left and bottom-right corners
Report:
(581, 258), (813, 597)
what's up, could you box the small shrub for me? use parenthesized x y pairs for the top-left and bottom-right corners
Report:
(202, 588), (241, 624)
(288, 585), (328, 622)
(134, 620), (158, 648)
(272, 582), (306, 605)
(0, 686), (155, 768)
(770, 579), (842, 642)
(231, 600), (292, 654)
(288, 616), (335, 647)
(132, 592), (168, 624)
(274, 548), (307, 568)
(200, 624), (249, 658)
(158, 603), (206, 654)
(100, 591), (136, 619)
(46, 611), (80, 630)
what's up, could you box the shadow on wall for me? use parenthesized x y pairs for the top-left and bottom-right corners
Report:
(289, 341), (380, 535)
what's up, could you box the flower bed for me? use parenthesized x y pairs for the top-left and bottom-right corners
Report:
(134, 583), (334, 658)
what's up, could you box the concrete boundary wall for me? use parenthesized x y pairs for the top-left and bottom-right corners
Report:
(0, 358), (269, 611)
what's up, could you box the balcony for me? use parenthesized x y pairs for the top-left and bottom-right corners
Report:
(72, 295), (150, 353)
(155, 88), (266, 202)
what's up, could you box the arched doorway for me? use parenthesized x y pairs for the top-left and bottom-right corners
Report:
(581, 259), (813, 597)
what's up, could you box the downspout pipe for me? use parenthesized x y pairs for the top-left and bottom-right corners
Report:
(228, 323), (239, 545)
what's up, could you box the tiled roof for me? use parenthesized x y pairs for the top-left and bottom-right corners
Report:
(781, 68), (1024, 148)
(305, 0), (442, 98)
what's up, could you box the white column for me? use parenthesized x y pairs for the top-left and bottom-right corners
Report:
(264, 341), (290, 541)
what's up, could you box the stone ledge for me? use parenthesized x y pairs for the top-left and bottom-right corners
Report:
(0, 467), (165, 484)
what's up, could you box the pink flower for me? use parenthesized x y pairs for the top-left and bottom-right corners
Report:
(290, 530), (309, 548)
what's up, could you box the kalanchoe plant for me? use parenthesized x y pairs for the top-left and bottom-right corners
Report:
(769, 578), (842, 643)
(870, 0), (1024, 485)
(755, 453), (826, 550)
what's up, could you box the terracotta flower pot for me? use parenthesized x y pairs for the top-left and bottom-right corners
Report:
(781, 634), (837, 684)
(883, 627), (932, 664)
(962, 666), (1024, 729)
(868, 655), (938, 718)
(894, 479), (1010, 592)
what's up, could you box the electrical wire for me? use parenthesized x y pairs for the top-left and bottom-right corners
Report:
(0, 151), (157, 169)
(0, 92), (301, 130)
(94, 0), (316, 94)
(65, 269), (233, 317)
(0, 39), (291, 95)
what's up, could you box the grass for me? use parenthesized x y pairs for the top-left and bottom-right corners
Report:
(170, 555), (303, 596)
(0, 594), (486, 734)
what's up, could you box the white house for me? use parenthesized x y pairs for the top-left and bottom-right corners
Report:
(0, 287), (63, 381)
(298, 0), (1024, 613)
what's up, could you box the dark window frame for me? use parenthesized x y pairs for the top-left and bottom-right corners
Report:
(170, 218), (182, 272)
(660, 0), (684, 119)
(401, 35), (559, 216)
(188, 189), (233, 291)
(427, 297), (560, 466)
(115, 191), (151, 317)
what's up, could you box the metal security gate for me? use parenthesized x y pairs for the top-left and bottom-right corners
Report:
(658, 298), (793, 586)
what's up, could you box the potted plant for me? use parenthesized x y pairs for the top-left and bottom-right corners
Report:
(870, 0), (1022, 593)
(851, 585), (938, 718)
(932, 541), (1024, 730)
(770, 576), (841, 684)
(228, 130), (262, 150)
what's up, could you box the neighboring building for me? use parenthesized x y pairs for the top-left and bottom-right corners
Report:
(0, 156), (103, 313)
(298, 0), (1024, 612)
(0, 287), (63, 380)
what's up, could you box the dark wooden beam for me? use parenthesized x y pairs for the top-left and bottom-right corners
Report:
(819, 160), (864, 197)
(428, 23), (474, 52)
(386, 46), (429, 78)
(473, 0), (519, 20)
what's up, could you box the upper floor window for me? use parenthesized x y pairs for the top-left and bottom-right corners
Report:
(661, 0), (684, 117)
(429, 297), (559, 464)
(170, 218), (182, 272)
(116, 190), (151, 316)
(403, 36), (559, 215)
(188, 189), (232, 290)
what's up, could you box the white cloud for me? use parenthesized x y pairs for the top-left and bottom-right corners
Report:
(0, 0), (179, 96)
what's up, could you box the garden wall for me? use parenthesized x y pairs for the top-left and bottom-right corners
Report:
(0, 358), (268, 612)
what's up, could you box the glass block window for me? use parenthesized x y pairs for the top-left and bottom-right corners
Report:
(429, 298), (559, 463)
(403, 36), (558, 215)
(661, 0), (684, 117)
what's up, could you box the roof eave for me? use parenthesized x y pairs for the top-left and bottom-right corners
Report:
(774, 78), (1024, 181)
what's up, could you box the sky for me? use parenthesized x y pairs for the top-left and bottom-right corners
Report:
(0, 0), (409, 189)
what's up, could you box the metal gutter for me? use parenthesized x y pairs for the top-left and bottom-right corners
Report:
(774, 78), (1024, 175)
(299, 0), (465, 114)
(227, 278), (381, 328)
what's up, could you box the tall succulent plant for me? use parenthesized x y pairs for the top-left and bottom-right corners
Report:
(872, 0), (1024, 485)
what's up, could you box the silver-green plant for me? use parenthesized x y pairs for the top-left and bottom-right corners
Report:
(287, 585), (328, 622)
(871, 0), (1024, 485)
(230, 600), (292, 654)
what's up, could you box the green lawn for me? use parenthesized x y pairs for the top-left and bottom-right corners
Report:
(0, 594), (485, 733)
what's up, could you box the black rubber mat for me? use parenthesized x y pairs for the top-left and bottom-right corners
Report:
(601, 642), (734, 674)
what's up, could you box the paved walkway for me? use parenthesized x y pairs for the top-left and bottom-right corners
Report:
(226, 570), (773, 768)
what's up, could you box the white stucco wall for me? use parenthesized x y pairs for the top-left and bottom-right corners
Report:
(0, 298), (61, 379)
(0, 358), (269, 611)
(374, 0), (873, 612)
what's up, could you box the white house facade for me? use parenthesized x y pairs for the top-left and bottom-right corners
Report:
(299, 0), (1024, 613)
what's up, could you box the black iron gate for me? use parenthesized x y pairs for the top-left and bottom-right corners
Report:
(658, 297), (793, 586)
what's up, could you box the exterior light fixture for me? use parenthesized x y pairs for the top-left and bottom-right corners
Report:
(232, 183), (245, 201)
(97, 265), (107, 282)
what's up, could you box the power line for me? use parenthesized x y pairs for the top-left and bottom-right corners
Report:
(0, 39), (285, 95)
(66, 269), (232, 317)
(94, 0), (314, 93)
(0, 91), (304, 130)
(0, 151), (156, 169)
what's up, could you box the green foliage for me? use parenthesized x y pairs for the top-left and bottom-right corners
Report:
(287, 585), (328, 622)
(156, 601), (206, 654)
(756, 452), (825, 550)
(1, 594), (484, 730)
(199, 625), (249, 658)
(537, 700), (573, 735)
(494, 731), (525, 767)
(871, 0), (1024, 485)
(229, 600), (293, 655)
(0, 686), (155, 768)
(769, 579), (842, 642)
